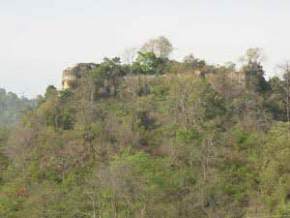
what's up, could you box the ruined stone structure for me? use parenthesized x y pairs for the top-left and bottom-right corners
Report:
(61, 63), (247, 93)
(196, 69), (246, 87)
(62, 63), (97, 89)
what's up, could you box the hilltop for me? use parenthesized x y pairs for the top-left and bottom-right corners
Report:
(1, 37), (290, 218)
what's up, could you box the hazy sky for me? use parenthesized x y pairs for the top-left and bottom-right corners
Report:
(1, 0), (290, 97)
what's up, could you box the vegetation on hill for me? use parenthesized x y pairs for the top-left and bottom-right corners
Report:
(1, 37), (290, 217)
(0, 89), (35, 128)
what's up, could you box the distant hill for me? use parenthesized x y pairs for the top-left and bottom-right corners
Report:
(0, 88), (36, 127)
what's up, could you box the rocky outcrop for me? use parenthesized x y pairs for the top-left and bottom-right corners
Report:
(62, 63), (97, 89)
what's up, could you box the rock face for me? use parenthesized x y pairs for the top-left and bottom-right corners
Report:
(62, 63), (97, 89)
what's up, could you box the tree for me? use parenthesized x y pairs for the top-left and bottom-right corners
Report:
(132, 51), (170, 76)
(121, 47), (138, 65)
(45, 85), (58, 99)
(140, 36), (173, 58)
(267, 76), (284, 120)
(260, 123), (290, 216)
(0, 89), (35, 128)
(240, 48), (270, 93)
(240, 48), (265, 64)
(280, 62), (290, 124)
(90, 57), (126, 96)
(183, 54), (206, 69)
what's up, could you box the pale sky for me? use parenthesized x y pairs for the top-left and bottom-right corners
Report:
(1, 0), (290, 97)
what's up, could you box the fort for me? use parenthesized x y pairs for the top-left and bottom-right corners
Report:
(62, 63), (97, 89)
(62, 63), (247, 91)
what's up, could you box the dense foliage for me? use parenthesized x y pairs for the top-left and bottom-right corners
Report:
(0, 89), (35, 128)
(1, 42), (290, 217)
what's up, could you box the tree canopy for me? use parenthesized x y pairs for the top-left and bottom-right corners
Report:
(1, 46), (290, 218)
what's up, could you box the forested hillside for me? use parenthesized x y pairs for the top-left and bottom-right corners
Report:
(0, 89), (35, 127)
(1, 38), (290, 218)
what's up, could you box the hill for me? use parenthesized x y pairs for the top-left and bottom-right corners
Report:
(1, 43), (290, 217)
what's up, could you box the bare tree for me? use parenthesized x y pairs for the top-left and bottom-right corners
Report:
(141, 36), (173, 58)
(240, 47), (265, 64)
(121, 47), (137, 65)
